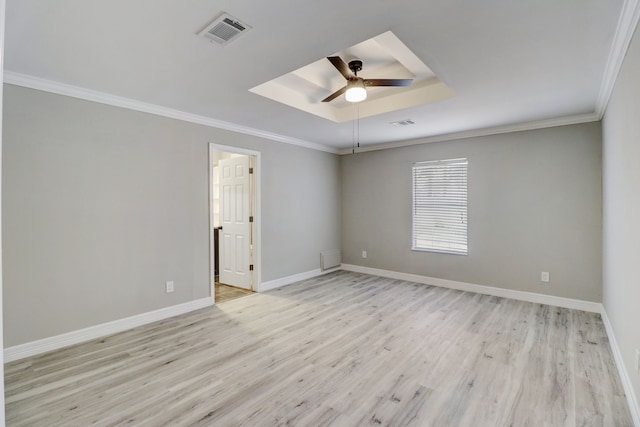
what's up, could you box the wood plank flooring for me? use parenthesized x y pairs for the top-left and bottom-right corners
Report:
(215, 283), (253, 303)
(4, 271), (633, 426)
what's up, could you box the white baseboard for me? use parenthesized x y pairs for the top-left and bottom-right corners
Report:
(2, 267), (328, 362)
(342, 264), (639, 423)
(4, 267), (637, 423)
(258, 267), (339, 292)
(4, 298), (213, 363)
(601, 309), (640, 426)
(340, 264), (602, 313)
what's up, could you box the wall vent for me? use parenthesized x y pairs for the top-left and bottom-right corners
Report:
(199, 13), (252, 46)
(320, 249), (342, 271)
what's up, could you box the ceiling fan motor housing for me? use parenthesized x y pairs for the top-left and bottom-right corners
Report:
(348, 60), (363, 76)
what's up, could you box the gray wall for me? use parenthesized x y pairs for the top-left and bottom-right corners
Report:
(342, 122), (602, 301)
(602, 26), (640, 408)
(0, 0), (7, 418)
(261, 134), (341, 281)
(2, 84), (341, 346)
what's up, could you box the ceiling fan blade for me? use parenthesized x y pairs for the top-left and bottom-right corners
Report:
(327, 56), (353, 80)
(364, 78), (413, 87)
(321, 85), (347, 102)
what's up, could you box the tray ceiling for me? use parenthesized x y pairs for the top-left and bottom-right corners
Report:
(2, 0), (629, 150)
(250, 31), (454, 122)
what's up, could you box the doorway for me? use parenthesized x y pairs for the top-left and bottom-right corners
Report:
(209, 144), (260, 302)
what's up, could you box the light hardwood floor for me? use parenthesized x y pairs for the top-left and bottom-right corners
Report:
(215, 282), (253, 303)
(4, 271), (633, 426)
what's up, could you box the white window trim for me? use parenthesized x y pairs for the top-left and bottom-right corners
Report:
(412, 158), (468, 255)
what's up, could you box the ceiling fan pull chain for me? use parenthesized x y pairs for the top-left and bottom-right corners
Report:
(357, 104), (360, 148)
(352, 103), (356, 154)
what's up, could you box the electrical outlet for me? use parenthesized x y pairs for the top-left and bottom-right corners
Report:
(635, 349), (639, 374)
(540, 272), (550, 283)
(362, 250), (367, 259)
(166, 281), (174, 293)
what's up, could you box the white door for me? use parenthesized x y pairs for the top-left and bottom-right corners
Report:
(218, 156), (252, 289)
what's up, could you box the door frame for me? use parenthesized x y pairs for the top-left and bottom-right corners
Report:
(209, 143), (261, 301)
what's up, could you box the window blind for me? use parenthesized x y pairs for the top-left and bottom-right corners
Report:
(412, 158), (468, 255)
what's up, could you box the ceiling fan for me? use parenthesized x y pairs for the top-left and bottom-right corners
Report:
(321, 56), (413, 103)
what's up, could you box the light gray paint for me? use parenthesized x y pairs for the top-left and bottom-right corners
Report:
(602, 26), (640, 410)
(260, 138), (341, 281)
(2, 85), (341, 346)
(341, 123), (602, 301)
(1, 0), (7, 421)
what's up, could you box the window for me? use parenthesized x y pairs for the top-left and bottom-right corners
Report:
(412, 158), (468, 255)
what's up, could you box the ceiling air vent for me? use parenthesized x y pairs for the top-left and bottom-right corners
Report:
(199, 13), (252, 46)
(390, 119), (415, 126)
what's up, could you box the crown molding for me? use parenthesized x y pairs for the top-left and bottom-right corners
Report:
(2, 71), (339, 155)
(596, 0), (640, 117)
(6, 0), (639, 159)
(337, 112), (600, 155)
(341, 0), (639, 156)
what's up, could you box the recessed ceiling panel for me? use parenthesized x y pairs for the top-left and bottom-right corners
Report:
(249, 31), (454, 122)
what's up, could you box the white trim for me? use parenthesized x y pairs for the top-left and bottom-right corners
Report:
(209, 145), (216, 300)
(601, 309), (640, 426)
(4, 298), (213, 363)
(340, 264), (602, 313)
(596, 0), (640, 117)
(209, 143), (262, 295)
(412, 158), (468, 255)
(258, 267), (339, 292)
(0, 71), (599, 158)
(341, 264), (640, 421)
(4, 0), (638, 160)
(2, 71), (338, 155)
(337, 113), (600, 155)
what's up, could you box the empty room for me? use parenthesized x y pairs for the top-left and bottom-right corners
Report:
(1, 0), (640, 426)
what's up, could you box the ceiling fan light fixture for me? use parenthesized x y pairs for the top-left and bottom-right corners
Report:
(345, 79), (367, 103)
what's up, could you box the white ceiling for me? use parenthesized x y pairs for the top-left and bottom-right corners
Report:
(249, 31), (454, 123)
(3, 0), (627, 152)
